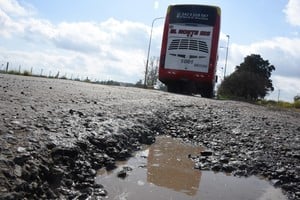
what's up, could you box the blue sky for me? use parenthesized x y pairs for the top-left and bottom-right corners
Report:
(0, 0), (299, 101)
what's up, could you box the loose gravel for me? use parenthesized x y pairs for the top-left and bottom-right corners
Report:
(0, 74), (299, 200)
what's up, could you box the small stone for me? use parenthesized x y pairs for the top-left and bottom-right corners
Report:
(117, 169), (127, 179)
(13, 153), (31, 165)
(238, 163), (248, 170)
(271, 179), (281, 187)
(94, 187), (107, 196)
(63, 179), (74, 187)
(293, 153), (300, 159)
(51, 146), (79, 160)
(46, 142), (56, 149)
(94, 183), (104, 188)
(123, 166), (133, 172)
(117, 166), (132, 179)
(222, 164), (236, 173)
(14, 165), (22, 177)
(88, 169), (97, 176)
(105, 160), (116, 171)
(201, 151), (213, 157)
(220, 157), (229, 164)
(0, 192), (25, 200)
(17, 147), (26, 153)
(211, 164), (222, 171)
(2, 169), (15, 179)
(276, 167), (286, 174)
(46, 188), (57, 199)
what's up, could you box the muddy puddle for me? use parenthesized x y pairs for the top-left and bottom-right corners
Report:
(96, 136), (287, 200)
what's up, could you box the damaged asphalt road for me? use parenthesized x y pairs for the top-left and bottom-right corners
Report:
(0, 74), (299, 200)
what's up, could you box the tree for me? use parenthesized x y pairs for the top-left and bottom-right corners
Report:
(135, 79), (144, 88)
(145, 57), (159, 87)
(218, 54), (275, 101)
(294, 95), (300, 102)
(294, 95), (300, 109)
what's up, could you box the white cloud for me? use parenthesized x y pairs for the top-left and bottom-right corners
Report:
(52, 22), (103, 53)
(0, 8), (24, 37)
(229, 37), (300, 78)
(100, 18), (149, 51)
(21, 18), (56, 39)
(0, 0), (34, 17)
(0, 1), (152, 83)
(154, 1), (159, 10)
(222, 36), (300, 102)
(266, 75), (300, 102)
(284, 0), (300, 26)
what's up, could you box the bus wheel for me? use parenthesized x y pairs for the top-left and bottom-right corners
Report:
(167, 84), (178, 93)
(182, 82), (195, 95)
(201, 85), (214, 98)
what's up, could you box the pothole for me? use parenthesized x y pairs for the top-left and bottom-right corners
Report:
(96, 136), (287, 200)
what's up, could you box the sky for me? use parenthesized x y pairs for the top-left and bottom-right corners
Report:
(0, 0), (299, 102)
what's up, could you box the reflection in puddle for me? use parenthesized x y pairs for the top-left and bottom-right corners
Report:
(147, 136), (202, 196)
(96, 136), (287, 200)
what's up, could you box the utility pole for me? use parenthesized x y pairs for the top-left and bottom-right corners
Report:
(223, 35), (230, 79)
(6, 62), (9, 72)
(144, 17), (164, 88)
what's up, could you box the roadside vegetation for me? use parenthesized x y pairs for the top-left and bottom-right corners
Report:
(257, 99), (300, 110)
(5, 69), (32, 76)
(218, 54), (275, 101)
(0, 69), (137, 87)
(217, 54), (299, 110)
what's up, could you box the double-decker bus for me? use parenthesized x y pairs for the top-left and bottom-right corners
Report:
(158, 4), (221, 97)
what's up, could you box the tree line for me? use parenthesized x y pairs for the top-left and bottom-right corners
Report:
(218, 54), (275, 101)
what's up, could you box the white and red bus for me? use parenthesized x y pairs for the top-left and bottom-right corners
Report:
(158, 4), (221, 97)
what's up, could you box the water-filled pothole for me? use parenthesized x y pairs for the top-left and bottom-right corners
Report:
(96, 136), (287, 200)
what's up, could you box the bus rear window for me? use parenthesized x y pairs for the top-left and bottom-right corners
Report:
(169, 5), (218, 26)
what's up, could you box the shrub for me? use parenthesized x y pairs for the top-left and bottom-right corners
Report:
(7, 70), (20, 75)
(277, 101), (294, 108)
(23, 70), (31, 76)
(294, 100), (300, 109)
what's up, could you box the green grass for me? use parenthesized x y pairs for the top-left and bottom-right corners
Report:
(6, 70), (32, 76)
(294, 100), (300, 109)
(23, 70), (32, 76)
(218, 96), (300, 111)
(257, 99), (300, 110)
